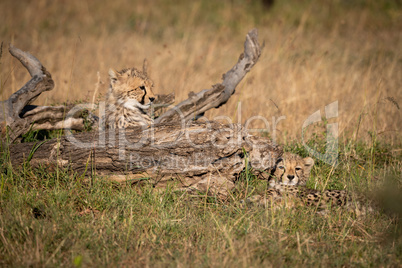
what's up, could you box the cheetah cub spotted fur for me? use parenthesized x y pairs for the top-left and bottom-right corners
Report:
(244, 153), (373, 215)
(105, 67), (156, 129)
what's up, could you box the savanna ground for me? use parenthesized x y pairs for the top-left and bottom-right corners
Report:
(0, 0), (401, 266)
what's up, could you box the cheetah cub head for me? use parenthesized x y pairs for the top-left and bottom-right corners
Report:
(108, 67), (156, 111)
(269, 152), (314, 187)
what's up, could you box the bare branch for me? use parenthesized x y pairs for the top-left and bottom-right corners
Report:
(155, 29), (262, 124)
(32, 118), (85, 131)
(0, 45), (55, 141)
(8, 44), (43, 77)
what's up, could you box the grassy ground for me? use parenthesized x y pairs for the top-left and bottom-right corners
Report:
(0, 137), (401, 266)
(1, 0), (402, 266)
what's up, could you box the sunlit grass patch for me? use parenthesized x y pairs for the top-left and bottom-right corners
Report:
(1, 132), (401, 266)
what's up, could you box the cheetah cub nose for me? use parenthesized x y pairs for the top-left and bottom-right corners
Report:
(287, 175), (295, 181)
(149, 97), (155, 102)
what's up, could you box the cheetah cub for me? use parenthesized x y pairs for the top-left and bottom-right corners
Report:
(105, 67), (156, 129)
(244, 153), (373, 215)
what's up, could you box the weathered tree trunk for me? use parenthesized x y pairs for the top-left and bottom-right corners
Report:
(9, 122), (280, 197)
(2, 29), (278, 196)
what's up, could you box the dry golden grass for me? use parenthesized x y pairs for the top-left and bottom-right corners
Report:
(1, 2), (402, 266)
(0, 0), (401, 143)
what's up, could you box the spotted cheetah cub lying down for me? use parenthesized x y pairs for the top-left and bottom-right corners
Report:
(245, 153), (372, 215)
(105, 67), (156, 129)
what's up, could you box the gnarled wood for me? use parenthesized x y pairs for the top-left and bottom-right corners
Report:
(0, 45), (55, 141)
(0, 49), (174, 141)
(9, 122), (281, 197)
(2, 29), (276, 197)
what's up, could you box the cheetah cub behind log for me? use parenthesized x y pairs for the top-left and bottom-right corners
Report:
(105, 67), (156, 129)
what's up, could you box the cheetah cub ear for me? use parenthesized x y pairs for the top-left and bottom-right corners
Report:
(108, 68), (119, 84)
(303, 157), (314, 174)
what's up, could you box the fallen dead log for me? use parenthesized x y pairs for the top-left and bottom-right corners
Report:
(9, 122), (281, 197)
(2, 29), (276, 197)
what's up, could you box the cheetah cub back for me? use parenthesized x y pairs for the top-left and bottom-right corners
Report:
(105, 67), (156, 129)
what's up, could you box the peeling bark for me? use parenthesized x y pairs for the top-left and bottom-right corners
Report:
(9, 122), (281, 197)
